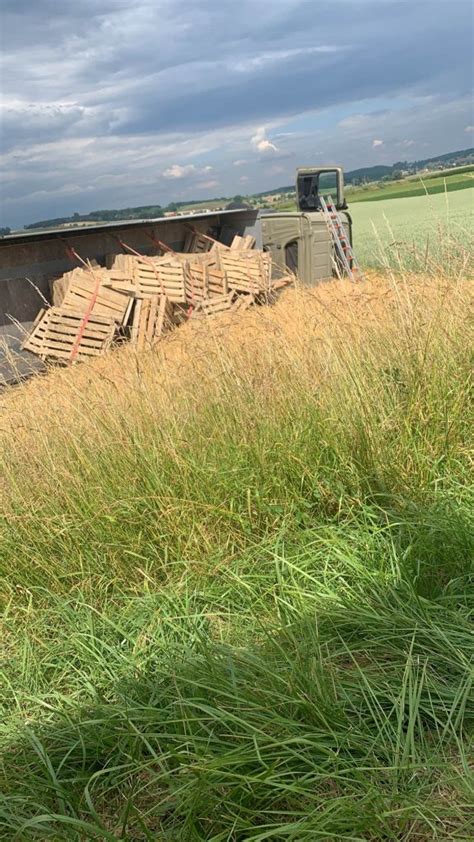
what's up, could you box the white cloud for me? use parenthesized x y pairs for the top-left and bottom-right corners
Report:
(372, 138), (384, 148)
(251, 126), (278, 153)
(239, 175), (249, 183)
(162, 163), (197, 178)
(196, 179), (219, 189)
(400, 139), (415, 147)
(163, 163), (215, 179)
(464, 125), (474, 132)
(233, 159), (247, 166)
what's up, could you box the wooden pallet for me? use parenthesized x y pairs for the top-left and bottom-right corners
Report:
(107, 253), (138, 275)
(51, 263), (101, 306)
(186, 263), (228, 302)
(126, 257), (188, 301)
(22, 308), (116, 361)
(183, 231), (213, 253)
(61, 270), (133, 324)
(23, 245), (293, 368)
(191, 292), (236, 318)
(131, 295), (175, 350)
(230, 234), (256, 250)
(219, 251), (272, 293)
(105, 259), (188, 303)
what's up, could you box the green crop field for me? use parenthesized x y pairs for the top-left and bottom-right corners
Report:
(351, 187), (473, 269)
(348, 167), (474, 203)
(269, 167), (473, 213)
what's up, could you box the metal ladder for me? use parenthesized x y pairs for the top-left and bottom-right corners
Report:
(320, 195), (363, 281)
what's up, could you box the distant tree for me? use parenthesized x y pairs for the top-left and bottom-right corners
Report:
(392, 170), (404, 180)
(0, 226), (11, 236)
(166, 202), (178, 212)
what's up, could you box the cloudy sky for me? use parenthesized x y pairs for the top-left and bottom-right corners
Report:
(0, 0), (473, 228)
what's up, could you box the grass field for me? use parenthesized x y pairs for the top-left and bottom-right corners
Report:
(179, 199), (226, 212)
(0, 263), (473, 839)
(351, 188), (473, 270)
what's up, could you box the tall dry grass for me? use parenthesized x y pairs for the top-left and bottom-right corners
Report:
(0, 270), (473, 839)
(1, 272), (472, 597)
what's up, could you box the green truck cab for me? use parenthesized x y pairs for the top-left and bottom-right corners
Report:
(261, 166), (353, 284)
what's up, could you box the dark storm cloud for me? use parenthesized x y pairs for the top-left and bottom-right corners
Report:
(0, 0), (472, 226)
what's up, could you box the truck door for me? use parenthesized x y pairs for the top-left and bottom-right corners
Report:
(261, 214), (307, 280)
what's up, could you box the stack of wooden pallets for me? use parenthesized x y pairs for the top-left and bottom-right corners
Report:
(22, 233), (292, 364)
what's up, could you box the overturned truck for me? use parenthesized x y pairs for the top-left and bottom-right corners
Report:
(0, 167), (356, 384)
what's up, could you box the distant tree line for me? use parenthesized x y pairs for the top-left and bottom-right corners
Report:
(23, 197), (231, 230)
(24, 206), (166, 230)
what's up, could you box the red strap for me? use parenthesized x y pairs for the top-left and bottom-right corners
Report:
(69, 260), (103, 362)
(184, 223), (217, 246)
(144, 231), (175, 253)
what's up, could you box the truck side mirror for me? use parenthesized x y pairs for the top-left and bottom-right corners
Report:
(296, 167), (346, 212)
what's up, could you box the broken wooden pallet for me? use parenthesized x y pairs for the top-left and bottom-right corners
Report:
(231, 293), (255, 312)
(268, 274), (293, 291)
(22, 307), (116, 362)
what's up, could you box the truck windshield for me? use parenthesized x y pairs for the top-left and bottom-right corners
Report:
(297, 171), (339, 210)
